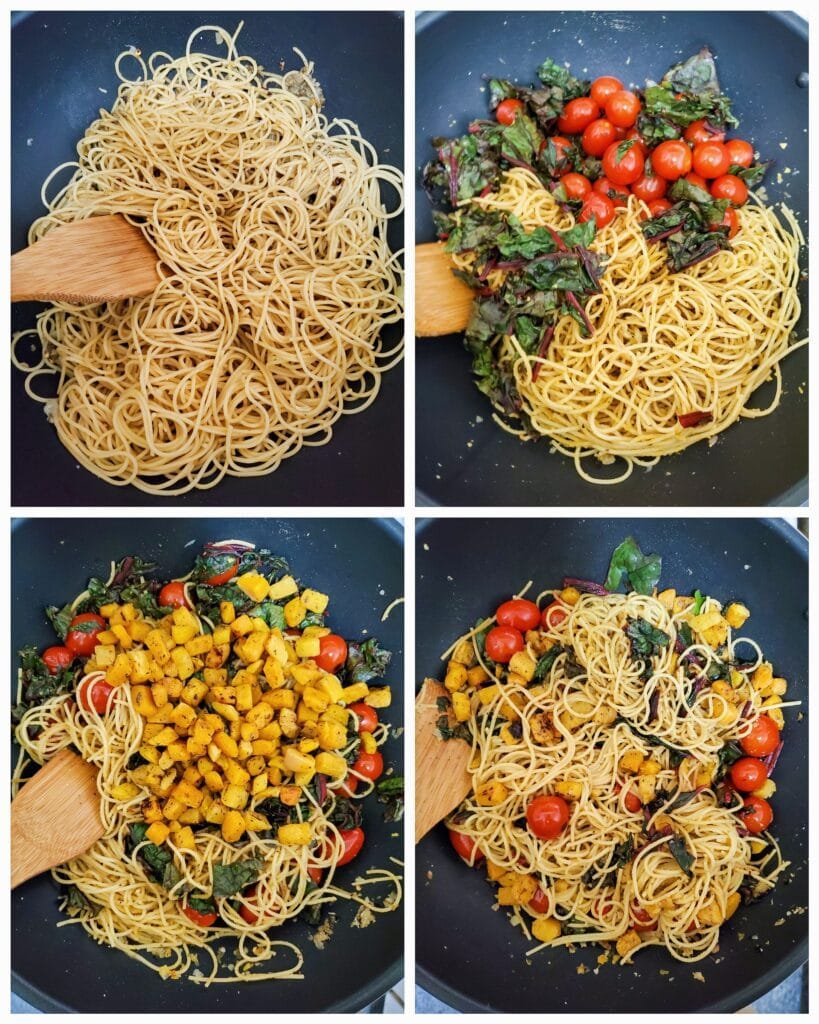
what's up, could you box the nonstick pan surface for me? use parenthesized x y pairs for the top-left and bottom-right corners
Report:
(415, 12), (808, 507)
(11, 11), (404, 507)
(415, 518), (808, 1012)
(11, 517), (404, 1012)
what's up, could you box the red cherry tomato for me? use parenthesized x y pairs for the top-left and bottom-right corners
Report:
(684, 119), (725, 146)
(352, 750), (384, 782)
(692, 141), (731, 179)
(337, 827), (365, 866)
(485, 625), (524, 663)
(593, 896), (614, 919)
(42, 646), (74, 675)
(710, 174), (748, 206)
(631, 170), (668, 203)
(183, 902), (217, 927)
(526, 795), (569, 839)
(158, 581), (189, 609)
(578, 192), (615, 229)
(602, 140), (645, 186)
(496, 598), (541, 632)
(448, 828), (483, 864)
(740, 714), (780, 757)
(529, 886), (552, 915)
(685, 172), (709, 191)
(708, 205), (739, 239)
(336, 774), (359, 798)
(725, 138), (754, 168)
(730, 757), (769, 793)
(652, 140), (692, 181)
(65, 612), (106, 658)
(631, 904), (658, 932)
(496, 98), (525, 125)
(625, 127), (648, 154)
(205, 560), (238, 586)
(641, 198), (672, 220)
(593, 176), (629, 208)
(308, 866), (324, 886)
(557, 97), (600, 135)
(581, 118), (617, 157)
(741, 795), (773, 834)
(590, 75), (624, 108)
(541, 603), (568, 630)
(617, 783), (642, 813)
(316, 634), (348, 673)
(604, 90), (641, 129)
(349, 702), (378, 733)
(77, 676), (115, 715)
(559, 172), (592, 202)
(540, 134), (573, 163)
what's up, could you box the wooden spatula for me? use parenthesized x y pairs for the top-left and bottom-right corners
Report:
(11, 748), (103, 888)
(415, 677), (473, 843)
(11, 214), (160, 304)
(415, 242), (474, 337)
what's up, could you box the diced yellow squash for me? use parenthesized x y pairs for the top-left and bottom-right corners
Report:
(301, 686), (329, 713)
(266, 575), (296, 600)
(204, 771), (224, 792)
(163, 795), (185, 821)
(316, 719), (346, 751)
(185, 634), (213, 657)
(146, 725), (178, 747)
(532, 917), (562, 942)
(145, 629), (170, 664)
(222, 784), (249, 810)
(181, 679), (208, 706)
(278, 708), (298, 740)
(146, 821), (170, 844)
(450, 638), (477, 667)
(478, 685), (500, 706)
(263, 657), (285, 689)
(150, 681), (168, 709)
(107, 653), (132, 686)
(315, 752), (347, 779)
(99, 602), (120, 619)
(619, 750), (645, 774)
(223, 760), (250, 787)
(725, 892), (741, 919)
(244, 808), (270, 831)
(364, 686), (391, 708)
(314, 674), (343, 706)
(172, 779), (204, 808)
(94, 644), (116, 668)
(657, 588), (676, 610)
(300, 588), (329, 614)
(475, 780), (508, 806)
(467, 665), (490, 687)
(295, 635), (321, 659)
(127, 649), (151, 684)
(111, 781), (140, 801)
(638, 758), (662, 776)
(637, 774), (657, 803)
(282, 747), (314, 774)
(170, 647), (195, 680)
(265, 631), (289, 666)
(283, 597), (305, 628)
(752, 778), (776, 799)
(264, 689), (297, 711)
(508, 651), (536, 683)
(233, 683), (252, 713)
(445, 663), (468, 692)
(111, 623), (133, 649)
(724, 602), (750, 629)
(235, 631), (267, 664)
(277, 822), (311, 845)
(166, 740), (188, 762)
(497, 873), (537, 906)
(236, 571), (271, 604)
(616, 929), (641, 958)
(139, 744), (160, 765)
(229, 616), (253, 639)
(131, 685), (158, 718)
(166, 702), (194, 731)
(213, 731), (239, 758)
(451, 691), (471, 723)
(170, 825), (195, 851)
(205, 801), (227, 825)
(554, 780), (583, 801)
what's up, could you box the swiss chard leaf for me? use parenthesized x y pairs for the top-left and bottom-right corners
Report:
(692, 589), (706, 615)
(605, 537), (663, 595)
(45, 602), (74, 642)
(328, 796), (363, 831)
(63, 884), (100, 918)
(668, 835), (695, 877)
(729, 161), (769, 187)
(377, 776), (405, 822)
(250, 601), (286, 630)
(533, 644), (567, 681)
(660, 46), (722, 98)
(128, 823), (184, 892)
(536, 58), (589, 102)
(345, 638), (392, 686)
(212, 858), (263, 898)
(625, 618), (671, 661)
(13, 645), (81, 723)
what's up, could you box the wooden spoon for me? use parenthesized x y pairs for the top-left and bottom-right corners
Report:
(415, 677), (472, 843)
(11, 214), (160, 304)
(11, 748), (103, 888)
(415, 242), (474, 337)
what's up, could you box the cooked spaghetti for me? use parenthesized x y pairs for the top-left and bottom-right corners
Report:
(13, 541), (402, 983)
(12, 24), (403, 495)
(435, 545), (793, 964)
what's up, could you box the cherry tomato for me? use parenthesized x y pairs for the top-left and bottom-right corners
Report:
(557, 97), (600, 135)
(708, 205), (739, 239)
(740, 714), (780, 757)
(631, 904), (658, 932)
(642, 198), (672, 220)
(352, 750), (384, 782)
(316, 634), (348, 673)
(625, 127), (648, 154)
(529, 886), (552, 915)
(559, 172), (592, 202)
(593, 896), (613, 919)
(205, 560), (238, 586)
(684, 119), (725, 146)
(496, 598), (541, 632)
(526, 795), (570, 839)
(730, 757), (769, 793)
(183, 902), (217, 927)
(593, 176), (629, 208)
(685, 172), (709, 191)
(741, 795), (773, 834)
(617, 783), (642, 813)
(630, 170), (668, 203)
(336, 774), (359, 798)
(77, 676), (115, 715)
(448, 829), (483, 864)
(541, 603), (568, 630)
(578, 192), (615, 229)
(485, 625), (524, 663)
(590, 75), (624, 108)
(42, 646), (73, 675)
(652, 140), (692, 181)
(308, 866), (324, 886)
(602, 140), (644, 186)
(158, 581), (189, 609)
(725, 138), (754, 168)
(692, 141), (731, 179)
(604, 89), (641, 129)
(65, 612), (107, 657)
(581, 118), (617, 157)
(337, 827), (365, 866)
(542, 134), (573, 163)
(349, 702), (378, 733)
(496, 98), (525, 125)
(710, 174), (748, 206)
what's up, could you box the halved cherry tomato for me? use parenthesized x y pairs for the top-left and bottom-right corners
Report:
(485, 625), (524, 663)
(557, 97), (600, 135)
(349, 702), (378, 733)
(710, 174), (748, 206)
(692, 141), (731, 179)
(741, 795), (773, 834)
(352, 750), (384, 782)
(581, 118), (617, 157)
(526, 795), (570, 839)
(65, 612), (106, 657)
(631, 170), (667, 203)
(496, 98), (525, 125)
(631, 904), (658, 932)
(740, 714), (779, 757)
(42, 646), (74, 675)
(337, 827), (365, 866)
(725, 138), (754, 168)
(529, 886), (552, 915)
(593, 176), (629, 208)
(708, 205), (739, 238)
(541, 603), (568, 630)
(684, 119), (725, 146)
(685, 172), (709, 191)
(158, 581), (189, 609)
(205, 560), (238, 586)
(559, 172), (592, 202)
(590, 75), (624, 108)
(316, 634), (348, 673)
(77, 676), (115, 715)
(604, 90), (641, 129)
(496, 598), (541, 632)
(652, 140), (692, 181)
(602, 140), (644, 186)
(578, 192), (615, 229)
(730, 757), (768, 793)
(448, 828), (483, 864)
(183, 902), (217, 927)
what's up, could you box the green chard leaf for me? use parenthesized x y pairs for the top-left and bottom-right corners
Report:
(345, 638), (392, 686)
(605, 537), (662, 594)
(377, 776), (405, 822)
(625, 618), (671, 662)
(668, 835), (695, 877)
(63, 884), (100, 918)
(45, 602), (74, 642)
(212, 858), (263, 898)
(128, 823), (184, 892)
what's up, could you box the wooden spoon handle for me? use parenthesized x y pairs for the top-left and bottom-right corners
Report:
(415, 242), (474, 338)
(415, 678), (472, 843)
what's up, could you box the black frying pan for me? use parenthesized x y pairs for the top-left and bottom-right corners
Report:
(415, 517), (808, 1012)
(11, 517), (404, 1012)
(11, 12), (404, 507)
(415, 12), (808, 507)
